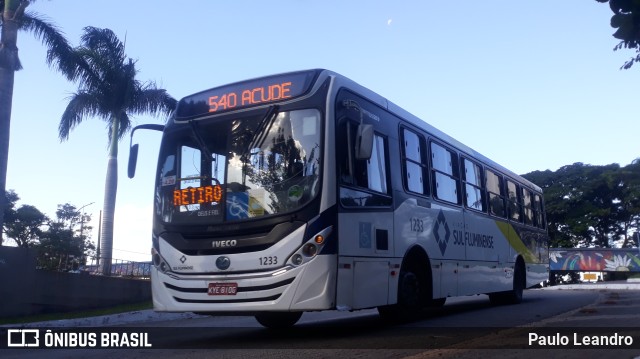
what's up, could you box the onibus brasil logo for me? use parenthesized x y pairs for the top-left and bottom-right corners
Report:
(6, 329), (152, 348)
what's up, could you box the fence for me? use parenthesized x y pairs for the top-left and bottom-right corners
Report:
(0, 246), (152, 318)
(36, 253), (152, 279)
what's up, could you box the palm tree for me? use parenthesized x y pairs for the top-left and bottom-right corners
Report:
(58, 26), (176, 275)
(0, 0), (74, 245)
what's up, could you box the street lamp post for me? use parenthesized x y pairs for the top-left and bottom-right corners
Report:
(76, 202), (94, 267)
(77, 202), (94, 240)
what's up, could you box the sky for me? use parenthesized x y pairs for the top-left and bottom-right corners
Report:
(6, 0), (639, 261)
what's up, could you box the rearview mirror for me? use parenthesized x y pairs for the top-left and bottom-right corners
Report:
(126, 123), (165, 179)
(128, 144), (139, 179)
(355, 124), (374, 160)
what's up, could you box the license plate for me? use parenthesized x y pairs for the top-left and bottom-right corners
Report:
(208, 282), (238, 296)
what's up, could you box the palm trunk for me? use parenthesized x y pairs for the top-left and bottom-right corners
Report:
(0, 1), (22, 245)
(0, 68), (14, 246)
(99, 117), (119, 275)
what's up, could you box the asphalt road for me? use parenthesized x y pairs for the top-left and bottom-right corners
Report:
(5, 285), (640, 358)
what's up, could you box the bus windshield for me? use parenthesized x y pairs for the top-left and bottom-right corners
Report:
(155, 108), (322, 225)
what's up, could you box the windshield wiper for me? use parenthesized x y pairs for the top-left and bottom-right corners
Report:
(242, 105), (280, 160)
(188, 120), (215, 164)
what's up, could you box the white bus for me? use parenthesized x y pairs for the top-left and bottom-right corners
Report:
(128, 69), (549, 328)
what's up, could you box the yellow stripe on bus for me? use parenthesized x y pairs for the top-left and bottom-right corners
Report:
(495, 221), (539, 263)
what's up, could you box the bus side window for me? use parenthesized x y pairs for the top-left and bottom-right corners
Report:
(160, 155), (176, 179)
(338, 120), (357, 185)
(533, 193), (546, 229)
(522, 188), (534, 226)
(339, 120), (389, 195)
(430, 142), (460, 204)
(367, 134), (388, 193)
(402, 128), (428, 195)
(506, 180), (523, 223)
(486, 169), (506, 218)
(462, 158), (485, 211)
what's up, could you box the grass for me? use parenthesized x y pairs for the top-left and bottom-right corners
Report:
(0, 301), (153, 325)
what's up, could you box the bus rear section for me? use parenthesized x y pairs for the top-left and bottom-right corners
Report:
(330, 85), (549, 318)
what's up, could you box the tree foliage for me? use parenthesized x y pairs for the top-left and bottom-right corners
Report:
(2, 191), (95, 270)
(523, 161), (640, 248)
(596, 0), (640, 69)
(56, 27), (176, 275)
(2, 189), (18, 233)
(57, 27), (176, 143)
(2, 189), (48, 247)
(4, 204), (47, 247)
(0, 0), (73, 245)
(37, 203), (95, 271)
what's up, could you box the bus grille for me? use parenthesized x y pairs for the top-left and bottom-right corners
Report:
(164, 277), (295, 304)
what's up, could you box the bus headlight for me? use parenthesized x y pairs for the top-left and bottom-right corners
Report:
(152, 247), (171, 274)
(292, 254), (303, 266)
(287, 226), (332, 267)
(302, 243), (318, 257)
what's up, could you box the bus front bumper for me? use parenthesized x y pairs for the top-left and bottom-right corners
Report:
(151, 254), (336, 314)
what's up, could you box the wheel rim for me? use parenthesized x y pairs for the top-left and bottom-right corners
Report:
(399, 271), (420, 308)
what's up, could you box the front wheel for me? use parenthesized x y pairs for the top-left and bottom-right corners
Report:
(377, 269), (423, 322)
(428, 297), (446, 307)
(255, 312), (303, 329)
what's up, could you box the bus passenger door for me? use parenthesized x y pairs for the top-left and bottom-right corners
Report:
(335, 115), (394, 310)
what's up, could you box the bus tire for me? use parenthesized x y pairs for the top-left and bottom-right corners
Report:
(377, 269), (423, 321)
(489, 260), (525, 305)
(506, 260), (525, 304)
(428, 297), (446, 307)
(398, 270), (422, 310)
(255, 312), (302, 329)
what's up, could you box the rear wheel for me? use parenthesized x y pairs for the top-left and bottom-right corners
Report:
(506, 261), (525, 304)
(255, 312), (302, 329)
(490, 261), (525, 305)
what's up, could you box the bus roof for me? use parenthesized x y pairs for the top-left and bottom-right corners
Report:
(175, 68), (541, 193)
(314, 69), (542, 193)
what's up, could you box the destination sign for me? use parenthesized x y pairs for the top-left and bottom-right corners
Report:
(175, 70), (319, 120)
(173, 185), (223, 206)
(208, 82), (292, 113)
